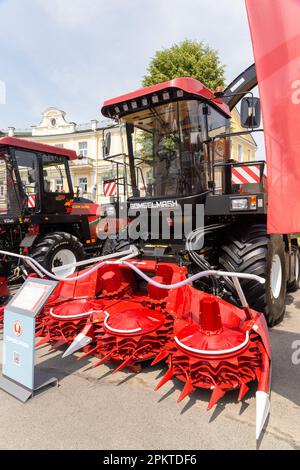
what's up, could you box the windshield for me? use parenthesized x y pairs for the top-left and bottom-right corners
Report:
(0, 150), (22, 216)
(123, 99), (229, 198)
(15, 149), (38, 196)
(41, 154), (70, 193)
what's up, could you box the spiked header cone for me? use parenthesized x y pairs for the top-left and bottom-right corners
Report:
(256, 391), (270, 441)
(62, 322), (94, 358)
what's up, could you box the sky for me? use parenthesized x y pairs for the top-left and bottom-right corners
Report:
(0, 0), (255, 130)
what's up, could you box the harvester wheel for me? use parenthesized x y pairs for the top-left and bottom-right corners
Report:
(219, 224), (287, 327)
(31, 232), (84, 278)
(287, 246), (300, 292)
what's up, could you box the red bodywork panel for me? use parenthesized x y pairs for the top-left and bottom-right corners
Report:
(71, 202), (127, 239)
(101, 77), (230, 117)
(71, 202), (100, 216)
(246, 0), (300, 233)
(71, 202), (101, 240)
(0, 136), (77, 160)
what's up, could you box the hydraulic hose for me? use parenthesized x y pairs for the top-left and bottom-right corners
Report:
(0, 248), (264, 287)
(0, 247), (137, 283)
(186, 224), (226, 293)
(0, 248), (264, 318)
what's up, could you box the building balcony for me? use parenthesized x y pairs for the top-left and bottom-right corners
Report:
(70, 157), (95, 168)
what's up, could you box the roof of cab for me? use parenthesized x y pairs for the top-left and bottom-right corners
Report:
(101, 77), (230, 118)
(0, 136), (77, 160)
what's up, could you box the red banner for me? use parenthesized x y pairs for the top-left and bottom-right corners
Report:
(246, 0), (300, 233)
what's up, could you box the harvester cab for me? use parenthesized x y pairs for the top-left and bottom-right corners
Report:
(101, 76), (299, 327)
(102, 78), (265, 221)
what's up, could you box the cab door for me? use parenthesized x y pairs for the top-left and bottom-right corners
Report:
(39, 153), (74, 215)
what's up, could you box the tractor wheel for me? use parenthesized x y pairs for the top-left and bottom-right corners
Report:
(287, 246), (300, 293)
(31, 232), (84, 278)
(219, 224), (287, 327)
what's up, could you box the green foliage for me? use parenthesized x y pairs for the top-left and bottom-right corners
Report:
(138, 131), (153, 163)
(143, 39), (225, 91)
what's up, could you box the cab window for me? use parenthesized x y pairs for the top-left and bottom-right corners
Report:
(15, 150), (38, 195)
(42, 154), (70, 193)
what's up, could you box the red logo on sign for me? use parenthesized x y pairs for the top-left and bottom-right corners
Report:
(13, 321), (22, 336)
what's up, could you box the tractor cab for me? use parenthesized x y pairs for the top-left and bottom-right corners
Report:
(0, 137), (75, 222)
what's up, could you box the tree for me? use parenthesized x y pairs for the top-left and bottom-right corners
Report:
(143, 40), (225, 91)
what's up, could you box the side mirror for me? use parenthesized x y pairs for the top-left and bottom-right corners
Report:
(103, 131), (111, 159)
(240, 96), (261, 129)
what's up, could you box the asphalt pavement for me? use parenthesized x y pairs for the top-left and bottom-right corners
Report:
(0, 292), (299, 450)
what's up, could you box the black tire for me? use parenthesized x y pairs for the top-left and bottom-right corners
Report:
(101, 237), (131, 256)
(219, 224), (287, 327)
(287, 246), (300, 293)
(30, 232), (84, 276)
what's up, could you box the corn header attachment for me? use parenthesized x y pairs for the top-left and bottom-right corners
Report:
(0, 247), (271, 441)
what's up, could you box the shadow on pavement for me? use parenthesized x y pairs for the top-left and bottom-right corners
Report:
(36, 346), (91, 382)
(10, 292), (298, 416)
(270, 328), (300, 407)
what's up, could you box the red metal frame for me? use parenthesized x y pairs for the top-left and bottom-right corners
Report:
(0, 136), (77, 160)
(101, 77), (230, 117)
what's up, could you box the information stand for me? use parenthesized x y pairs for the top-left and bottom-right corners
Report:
(0, 278), (58, 402)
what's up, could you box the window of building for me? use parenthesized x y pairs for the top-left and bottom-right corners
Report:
(78, 141), (88, 158)
(78, 177), (88, 193)
(238, 144), (244, 162)
(56, 179), (63, 192)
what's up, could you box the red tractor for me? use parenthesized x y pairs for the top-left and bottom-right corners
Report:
(0, 136), (105, 295)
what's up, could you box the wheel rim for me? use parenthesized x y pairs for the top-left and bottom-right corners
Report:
(52, 249), (76, 278)
(295, 254), (299, 281)
(271, 254), (282, 299)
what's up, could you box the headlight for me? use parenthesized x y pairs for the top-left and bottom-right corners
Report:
(231, 198), (249, 210)
(231, 196), (257, 211)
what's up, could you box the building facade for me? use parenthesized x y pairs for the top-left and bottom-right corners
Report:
(230, 108), (257, 162)
(4, 108), (122, 203)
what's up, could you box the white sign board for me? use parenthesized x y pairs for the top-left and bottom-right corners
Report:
(11, 281), (52, 312)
